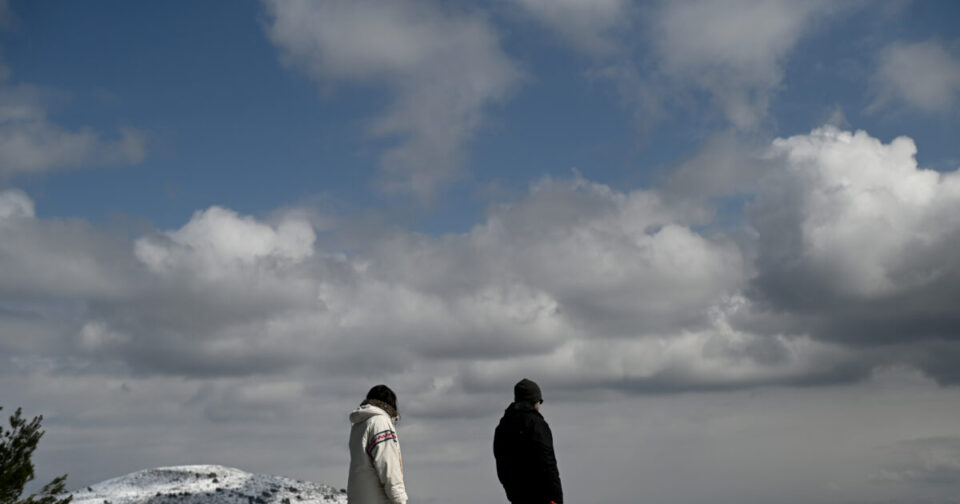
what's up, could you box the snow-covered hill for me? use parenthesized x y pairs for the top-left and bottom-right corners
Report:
(70, 465), (347, 504)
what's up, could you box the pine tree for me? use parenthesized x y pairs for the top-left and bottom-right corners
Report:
(0, 406), (72, 504)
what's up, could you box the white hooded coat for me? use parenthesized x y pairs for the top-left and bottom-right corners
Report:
(348, 404), (408, 504)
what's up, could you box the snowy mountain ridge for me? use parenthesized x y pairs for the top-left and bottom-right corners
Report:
(69, 465), (347, 504)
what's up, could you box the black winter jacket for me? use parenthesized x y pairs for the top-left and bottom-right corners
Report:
(493, 402), (563, 504)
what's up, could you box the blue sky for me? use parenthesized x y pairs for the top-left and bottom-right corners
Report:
(6, 1), (956, 231)
(3, 2), (960, 504)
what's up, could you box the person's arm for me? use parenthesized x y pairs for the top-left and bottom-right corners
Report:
(367, 417), (408, 504)
(532, 419), (563, 504)
(493, 424), (516, 502)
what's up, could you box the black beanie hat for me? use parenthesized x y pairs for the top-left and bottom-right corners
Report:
(514, 378), (543, 404)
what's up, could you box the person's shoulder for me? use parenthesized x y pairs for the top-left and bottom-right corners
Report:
(366, 409), (394, 430)
(526, 409), (550, 430)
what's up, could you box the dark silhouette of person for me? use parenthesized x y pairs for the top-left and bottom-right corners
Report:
(493, 378), (563, 504)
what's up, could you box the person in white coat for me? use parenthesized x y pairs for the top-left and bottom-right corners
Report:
(348, 384), (408, 504)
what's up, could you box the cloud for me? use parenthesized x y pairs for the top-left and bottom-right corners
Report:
(135, 206), (316, 277)
(193, 380), (308, 423)
(368, 175), (744, 339)
(747, 126), (960, 382)
(646, 0), (854, 129)
(1, 174), (749, 390)
(459, 298), (863, 396)
(531, 0), (861, 130)
(509, 0), (631, 55)
(662, 130), (769, 200)
(5, 125), (960, 392)
(754, 126), (960, 301)
(0, 190), (136, 301)
(4, 123), (959, 400)
(262, 0), (524, 201)
(0, 149), (930, 393)
(0, 85), (146, 178)
(0, 172), (852, 407)
(871, 39), (960, 114)
(0, 3), (145, 177)
(0, 190), (147, 370)
(0, 187), (32, 218)
(873, 437), (960, 487)
(6, 125), (960, 503)
(117, 175), (742, 378)
(88, 207), (325, 376)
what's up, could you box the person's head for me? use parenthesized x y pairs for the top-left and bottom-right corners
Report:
(514, 378), (543, 408)
(366, 384), (398, 416)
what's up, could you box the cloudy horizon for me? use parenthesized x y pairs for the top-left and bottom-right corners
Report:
(3, 1), (960, 503)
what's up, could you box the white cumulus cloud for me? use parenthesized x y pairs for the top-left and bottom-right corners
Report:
(759, 126), (960, 299)
(135, 206), (316, 277)
(744, 126), (960, 385)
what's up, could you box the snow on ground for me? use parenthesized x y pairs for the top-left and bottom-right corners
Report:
(69, 465), (347, 504)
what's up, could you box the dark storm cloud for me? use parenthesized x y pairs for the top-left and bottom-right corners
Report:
(913, 342), (960, 386)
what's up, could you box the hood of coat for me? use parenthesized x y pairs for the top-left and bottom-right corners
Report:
(349, 403), (393, 426)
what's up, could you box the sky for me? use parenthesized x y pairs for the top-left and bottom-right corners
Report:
(2, 1), (960, 503)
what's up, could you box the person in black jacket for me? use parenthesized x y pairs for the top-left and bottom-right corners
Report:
(493, 378), (563, 504)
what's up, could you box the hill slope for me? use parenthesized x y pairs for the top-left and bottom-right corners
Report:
(69, 465), (347, 504)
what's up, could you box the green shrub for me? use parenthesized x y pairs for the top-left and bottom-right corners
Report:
(0, 406), (72, 504)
